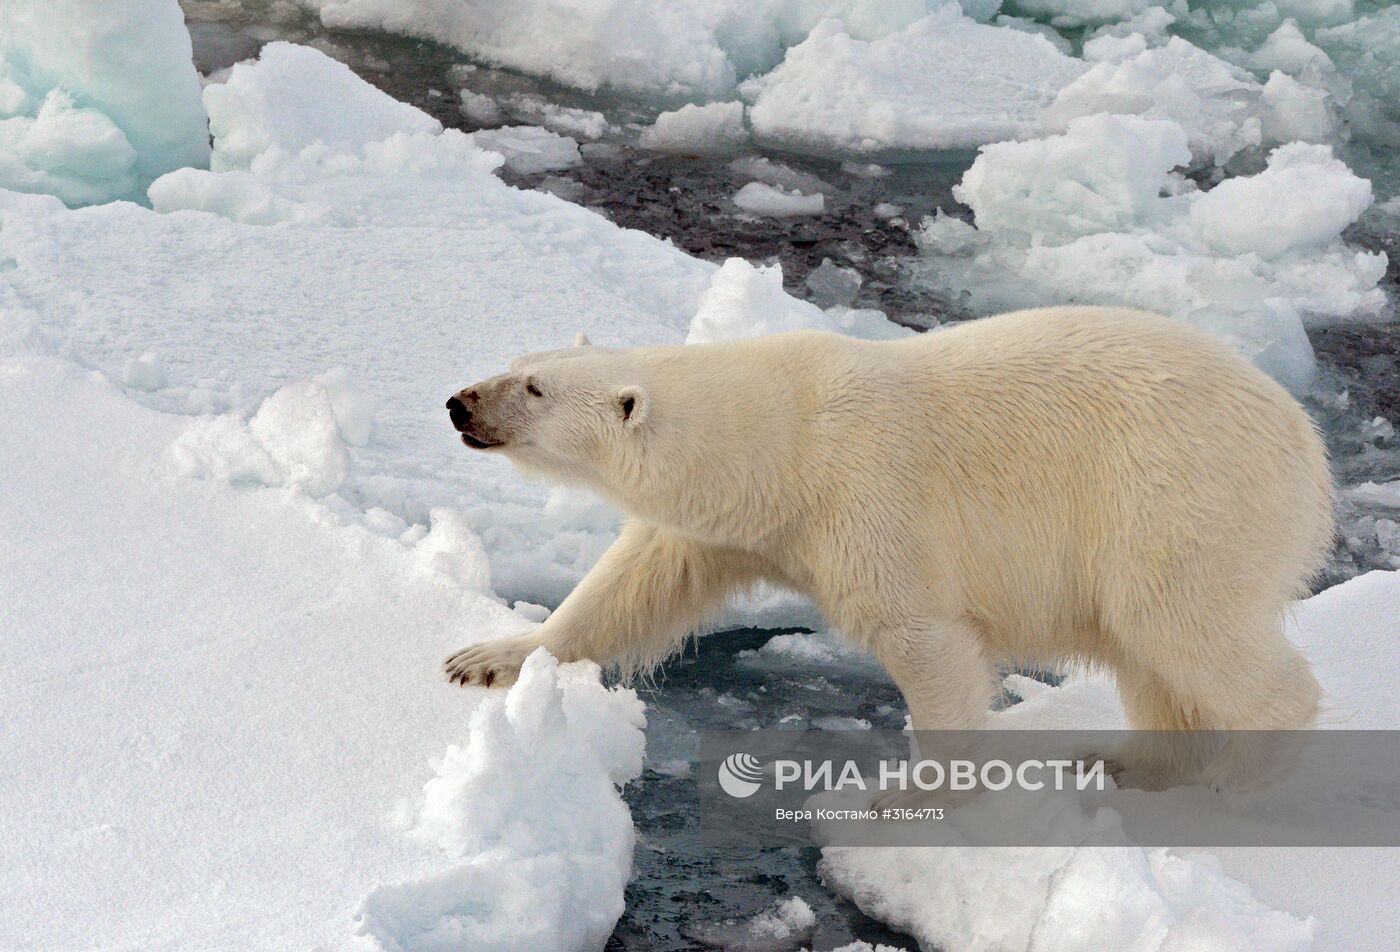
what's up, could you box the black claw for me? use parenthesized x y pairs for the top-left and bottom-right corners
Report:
(484, 671), (496, 687)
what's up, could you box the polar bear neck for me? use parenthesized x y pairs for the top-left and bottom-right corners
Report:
(590, 334), (828, 547)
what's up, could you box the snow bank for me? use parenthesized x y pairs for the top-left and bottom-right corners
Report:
(742, 10), (1088, 155)
(823, 569), (1400, 952)
(170, 376), (358, 498)
(1, 40), (904, 606)
(913, 116), (1385, 391)
(640, 101), (749, 154)
(0, 353), (646, 950)
(358, 650), (645, 952)
(204, 41), (439, 171)
(0, 0), (208, 204)
(822, 811), (1314, 952)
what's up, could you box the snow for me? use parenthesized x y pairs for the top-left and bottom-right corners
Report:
(170, 377), (354, 498)
(913, 116), (1386, 392)
(821, 569), (1400, 952)
(639, 101), (749, 154)
(0, 40), (916, 945)
(122, 351), (166, 392)
(0, 0), (208, 205)
(742, 10), (1089, 155)
(5, 5), (1400, 950)
(734, 181), (825, 216)
(359, 649), (645, 952)
(0, 41), (734, 605)
(0, 353), (646, 950)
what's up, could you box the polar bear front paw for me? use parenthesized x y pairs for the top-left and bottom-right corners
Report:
(442, 634), (543, 689)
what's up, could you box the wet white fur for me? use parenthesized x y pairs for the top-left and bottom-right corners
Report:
(444, 306), (1332, 790)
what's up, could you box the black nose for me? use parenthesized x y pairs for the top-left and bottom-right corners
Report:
(445, 394), (472, 432)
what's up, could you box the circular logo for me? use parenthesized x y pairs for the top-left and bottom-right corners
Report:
(717, 752), (764, 799)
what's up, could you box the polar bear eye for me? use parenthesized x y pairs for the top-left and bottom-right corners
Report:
(526, 382), (543, 397)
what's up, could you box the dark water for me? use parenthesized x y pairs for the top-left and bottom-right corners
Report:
(179, 8), (1400, 948)
(606, 627), (916, 951)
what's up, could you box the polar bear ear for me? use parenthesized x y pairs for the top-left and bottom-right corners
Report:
(574, 332), (592, 348)
(616, 385), (648, 429)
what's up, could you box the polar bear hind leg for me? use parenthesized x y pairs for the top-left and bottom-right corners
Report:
(1106, 599), (1320, 794)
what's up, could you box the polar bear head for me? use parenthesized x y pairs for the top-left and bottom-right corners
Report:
(446, 334), (650, 487)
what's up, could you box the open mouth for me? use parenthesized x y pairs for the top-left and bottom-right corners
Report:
(461, 432), (503, 450)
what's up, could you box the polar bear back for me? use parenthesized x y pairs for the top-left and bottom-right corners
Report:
(626, 306), (1332, 651)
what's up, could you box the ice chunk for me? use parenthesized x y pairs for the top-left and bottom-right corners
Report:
(956, 114), (1192, 241)
(458, 90), (503, 125)
(497, 93), (610, 139)
(733, 182), (824, 216)
(915, 119), (1384, 393)
(1316, 7), (1400, 136)
(686, 259), (905, 344)
(993, 14), (1076, 54)
(735, 630), (872, 668)
(683, 896), (817, 951)
(1188, 142), (1371, 259)
(1258, 71), (1336, 144)
(1247, 19), (1336, 75)
(298, 0), (936, 100)
(687, 259), (827, 343)
(0, 0), (208, 205)
(204, 42), (439, 171)
(804, 258), (862, 308)
(468, 125), (581, 174)
(1007, 0), (1160, 28)
(743, 10), (1088, 154)
(729, 155), (831, 195)
(1044, 37), (1272, 166)
(0, 91), (137, 206)
(640, 101), (748, 154)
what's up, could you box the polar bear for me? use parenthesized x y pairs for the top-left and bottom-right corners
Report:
(442, 306), (1332, 791)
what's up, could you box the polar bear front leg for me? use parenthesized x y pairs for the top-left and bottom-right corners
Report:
(875, 617), (996, 733)
(444, 519), (766, 688)
(442, 633), (543, 689)
(869, 618), (996, 808)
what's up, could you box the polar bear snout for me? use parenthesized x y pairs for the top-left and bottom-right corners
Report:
(446, 388), (507, 450)
(445, 392), (474, 428)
